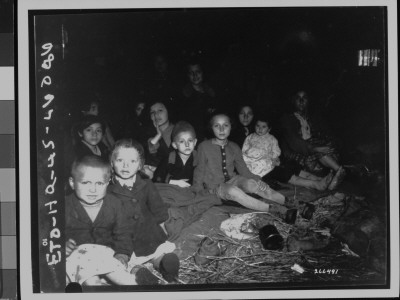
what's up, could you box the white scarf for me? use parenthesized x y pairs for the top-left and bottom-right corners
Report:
(294, 112), (311, 140)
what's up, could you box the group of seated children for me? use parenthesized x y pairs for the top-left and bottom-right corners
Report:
(66, 143), (179, 286)
(65, 90), (346, 286)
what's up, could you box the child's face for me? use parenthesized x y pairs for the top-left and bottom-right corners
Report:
(188, 64), (203, 86)
(69, 166), (109, 204)
(238, 106), (254, 127)
(172, 131), (197, 157)
(79, 123), (103, 146)
(212, 115), (231, 141)
(255, 121), (270, 136)
(112, 147), (141, 180)
(150, 103), (169, 127)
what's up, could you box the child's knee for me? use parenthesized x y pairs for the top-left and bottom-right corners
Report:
(218, 184), (242, 201)
(243, 179), (259, 193)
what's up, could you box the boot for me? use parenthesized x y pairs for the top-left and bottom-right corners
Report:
(159, 253), (180, 283)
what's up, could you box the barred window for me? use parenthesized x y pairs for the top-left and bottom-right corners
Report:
(358, 49), (380, 67)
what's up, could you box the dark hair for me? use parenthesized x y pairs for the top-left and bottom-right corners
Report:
(70, 155), (111, 180)
(110, 138), (145, 168)
(147, 100), (176, 123)
(80, 98), (100, 113)
(254, 115), (271, 128)
(76, 115), (106, 135)
(186, 59), (202, 70)
(208, 111), (232, 128)
(171, 121), (196, 142)
(237, 104), (254, 114)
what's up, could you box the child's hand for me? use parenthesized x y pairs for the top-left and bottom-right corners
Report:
(65, 239), (77, 257)
(169, 179), (191, 188)
(152, 119), (163, 135)
(114, 253), (129, 268)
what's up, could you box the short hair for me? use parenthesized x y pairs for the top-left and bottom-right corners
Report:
(110, 138), (145, 167)
(254, 115), (271, 127)
(208, 111), (232, 128)
(70, 155), (111, 180)
(76, 115), (106, 134)
(171, 121), (196, 142)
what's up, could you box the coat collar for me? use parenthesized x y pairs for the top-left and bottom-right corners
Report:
(109, 174), (147, 196)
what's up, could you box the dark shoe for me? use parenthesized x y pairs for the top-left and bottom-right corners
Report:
(285, 209), (298, 224)
(131, 266), (159, 285)
(328, 166), (346, 190)
(159, 253), (180, 283)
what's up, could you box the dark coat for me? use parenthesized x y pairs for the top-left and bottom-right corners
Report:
(144, 124), (174, 168)
(107, 175), (170, 256)
(230, 125), (254, 148)
(279, 113), (315, 158)
(65, 193), (134, 256)
(153, 150), (198, 185)
(73, 140), (110, 162)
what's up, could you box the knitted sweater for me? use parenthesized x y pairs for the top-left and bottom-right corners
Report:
(193, 139), (259, 191)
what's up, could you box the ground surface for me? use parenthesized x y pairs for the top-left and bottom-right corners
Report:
(170, 173), (388, 287)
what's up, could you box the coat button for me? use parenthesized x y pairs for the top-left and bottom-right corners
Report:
(133, 214), (139, 219)
(131, 198), (137, 203)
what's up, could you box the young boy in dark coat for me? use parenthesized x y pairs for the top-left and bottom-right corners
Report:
(65, 155), (139, 285)
(153, 121), (198, 187)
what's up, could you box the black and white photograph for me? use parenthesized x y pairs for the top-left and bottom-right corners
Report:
(17, 0), (398, 299)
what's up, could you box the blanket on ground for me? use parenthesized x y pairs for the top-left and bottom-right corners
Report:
(155, 184), (222, 241)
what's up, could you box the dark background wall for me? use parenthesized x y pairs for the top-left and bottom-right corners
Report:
(35, 6), (387, 171)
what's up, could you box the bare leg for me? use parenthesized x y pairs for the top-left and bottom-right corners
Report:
(217, 184), (270, 211)
(83, 275), (106, 286)
(234, 177), (286, 205)
(319, 155), (340, 172)
(298, 170), (323, 181)
(288, 175), (324, 191)
(104, 269), (137, 285)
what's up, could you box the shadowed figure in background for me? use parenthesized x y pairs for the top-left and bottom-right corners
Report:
(279, 90), (346, 190)
(177, 59), (217, 142)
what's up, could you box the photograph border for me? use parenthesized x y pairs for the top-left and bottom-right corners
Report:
(17, 0), (399, 299)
